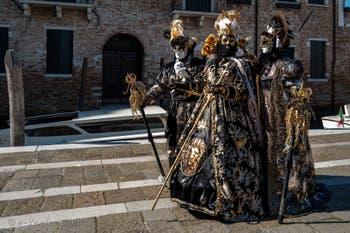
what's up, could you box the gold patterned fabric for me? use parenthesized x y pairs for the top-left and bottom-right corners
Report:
(259, 57), (331, 217)
(170, 57), (264, 222)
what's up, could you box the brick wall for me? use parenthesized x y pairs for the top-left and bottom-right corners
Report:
(0, 0), (348, 121)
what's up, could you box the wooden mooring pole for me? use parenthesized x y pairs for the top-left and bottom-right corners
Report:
(5, 49), (25, 146)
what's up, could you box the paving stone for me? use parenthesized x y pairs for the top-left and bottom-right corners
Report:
(42, 195), (73, 211)
(331, 210), (350, 221)
(131, 145), (152, 156)
(146, 220), (186, 233)
(57, 218), (96, 233)
(259, 223), (317, 233)
(103, 164), (124, 183)
(88, 147), (110, 159)
(62, 167), (85, 186)
(117, 163), (145, 181)
(31, 175), (62, 190)
(307, 222), (350, 233)
(11, 170), (38, 180)
(139, 185), (170, 200)
(37, 150), (55, 163)
(38, 168), (64, 177)
(73, 192), (105, 208)
(142, 208), (177, 222)
(104, 188), (145, 204)
(0, 200), (7, 216)
(100, 145), (134, 160)
(172, 207), (198, 221)
(140, 168), (160, 180)
(1, 197), (44, 217)
(96, 212), (147, 233)
(136, 161), (160, 170)
(84, 166), (106, 179)
(1, 178), (35, 192)
(316, 165), (350, 177)
(13, 223), (58, 233)
(85, 176), (108, 185)
(155, 143), (167, 154)
(182, 219), (228, 233)
(284, 211), (340, 224)
(312, 145), (350, 163)
(0, 152), (37, 166)
(51, 149), (85, 162)
(310, 134), (350, 144)
(0, 228), (14, 233)
(0, 175), (13, 191)
(223, 220), (264, 233)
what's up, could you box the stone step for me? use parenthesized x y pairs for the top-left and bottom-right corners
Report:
(0, 181), (171, 218)
(0, 198), (176, 230)
(0, 159), (170, 193)
(0, 140), (167, 167)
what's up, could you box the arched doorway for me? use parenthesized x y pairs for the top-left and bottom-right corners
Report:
(102, 34), (144, 104)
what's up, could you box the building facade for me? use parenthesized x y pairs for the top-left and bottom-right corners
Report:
(0, 0), (349, 122)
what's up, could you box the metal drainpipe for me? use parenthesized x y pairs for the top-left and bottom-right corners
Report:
(254, 0), (258, 55)
(331, 0), (336, 113)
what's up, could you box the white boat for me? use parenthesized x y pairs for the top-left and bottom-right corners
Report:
(0, 105), (167, 146)
(321, 104), (350, 129)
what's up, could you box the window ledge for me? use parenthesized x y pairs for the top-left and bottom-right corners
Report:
(171, 10), (219, 26)
(171, 10), (219, 18)
(19, 0), (94, 20)
(19, 0), (94, 8)
(170, 10), (219, 26)
(308, 78), (328, 82)
(306, 4), (328, 7)
(45, 74), (72, 78)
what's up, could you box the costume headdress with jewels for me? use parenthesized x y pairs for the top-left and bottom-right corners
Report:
(214, 10), (241, 37)
(265, 10), (294, 48)
(202, 10), (243, 57)
(169, 19), (196, 50)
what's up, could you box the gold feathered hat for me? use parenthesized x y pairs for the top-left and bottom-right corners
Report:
(214, 10), (241, 37)
(169, 19), (196, 50)
(265, 10), (294, 48)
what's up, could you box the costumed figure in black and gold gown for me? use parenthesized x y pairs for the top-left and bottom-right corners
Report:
(145, 20), (205, 166)
(257, 11), (331, 218)
(170, 10), (264, 222)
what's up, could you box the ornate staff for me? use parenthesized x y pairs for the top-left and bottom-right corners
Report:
(124, 73), (165, 180)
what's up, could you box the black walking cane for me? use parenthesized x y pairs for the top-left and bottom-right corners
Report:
(277, 148), (293, 224)
(124, 73), (165, 182)
(140, 106), (165, 180)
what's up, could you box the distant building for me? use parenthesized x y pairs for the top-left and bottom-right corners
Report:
(0, 0), (349, 120)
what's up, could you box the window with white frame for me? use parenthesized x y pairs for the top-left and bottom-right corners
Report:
(309, 40), (326, 79)
(0, 27), (9, 74)
(46, 29), (73, 75)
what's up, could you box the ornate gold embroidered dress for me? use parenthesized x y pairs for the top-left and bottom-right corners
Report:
(258, 11), (331, 217)
(170, 56), (264, 221)
(170, 10), (264, 222)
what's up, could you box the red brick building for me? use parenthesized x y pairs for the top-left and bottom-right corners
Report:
(0, 0), (349, 123)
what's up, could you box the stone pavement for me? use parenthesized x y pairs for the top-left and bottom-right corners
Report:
(0, 133), (349, 233)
